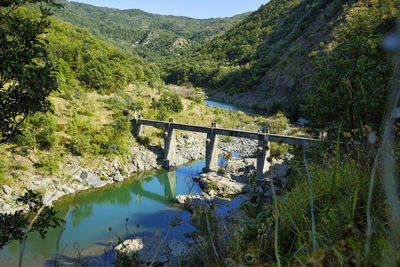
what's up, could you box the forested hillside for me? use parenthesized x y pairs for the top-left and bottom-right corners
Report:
(44, 12), (162, 94)
(163, 0), (397, 117)
(51, 0), (250, 61)
(1, 1), (400, 266)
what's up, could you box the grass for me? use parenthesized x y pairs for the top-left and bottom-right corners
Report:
(186, 141), (396, 266)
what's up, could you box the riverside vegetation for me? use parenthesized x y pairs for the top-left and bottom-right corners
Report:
(1, 0), (400, 266)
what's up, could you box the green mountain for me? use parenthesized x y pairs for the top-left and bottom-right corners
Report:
(51, 0), (250, 62)
(163, 0), (397, 115)
(41, 8), (162, 95)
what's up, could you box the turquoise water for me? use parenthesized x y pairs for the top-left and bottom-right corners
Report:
(0, 160), (209, 266)
(205, 99), (267, 115)
(0, 99), (248, 266)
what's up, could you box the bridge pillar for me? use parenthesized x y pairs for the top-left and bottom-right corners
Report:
(132, 119), (143, 138)
(256, 134), (271, 178)
(203, 129), (219, 172)
(163, 126), (176, 168)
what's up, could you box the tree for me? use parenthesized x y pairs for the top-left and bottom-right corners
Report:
(302, 0), (396, 134)
(0, 0), (62, 143)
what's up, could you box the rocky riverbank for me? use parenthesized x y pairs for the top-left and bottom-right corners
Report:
(113, 155), (291, 266)
(0, 132), (257, 214)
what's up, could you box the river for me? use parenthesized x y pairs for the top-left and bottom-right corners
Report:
(0, 154), (238, 266)
(205, 99), (267, 115)
(0, 99), (256, 266)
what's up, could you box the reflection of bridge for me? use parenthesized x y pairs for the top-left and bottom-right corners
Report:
(132, 117), (319, 178)
(133, 171), (177, 204)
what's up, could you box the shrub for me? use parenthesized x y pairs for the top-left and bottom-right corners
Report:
(207, 180), (219, 191)
(236, 111), (254, 124)
(13, 112), (57, 149)
(36, 152), (61, 174)
(268, 111), (289, 134)
(223, 136), (233, 143)
(67, 116), (98, 155)
(257, 117), (268, 127)
(155, 106), (169, 121)
(136, 136), (151, 147)
(270, 143), (290, 157)
(69, 132), (93, 156)
(189, 88), (205, 104)
(152, 92), (183, 113)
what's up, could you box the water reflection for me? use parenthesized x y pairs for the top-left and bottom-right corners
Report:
(0, 164), (202, 266)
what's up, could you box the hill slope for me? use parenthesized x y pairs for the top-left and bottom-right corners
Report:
(51, 0), (250, 61)
(43, 11), (162, 94)
(163, 0), (397, 115)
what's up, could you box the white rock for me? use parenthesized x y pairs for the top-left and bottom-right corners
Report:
(115, 238), (169, 264)
(113, 172), (124, 182)
(2, 185), (12, 195)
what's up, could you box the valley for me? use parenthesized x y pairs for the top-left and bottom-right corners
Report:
(0, 0), (399, 266)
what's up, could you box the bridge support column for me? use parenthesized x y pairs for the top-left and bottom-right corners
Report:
(132, 119), (143, 138)
(256, 134), (271, 178)
(204, 130), (219, 172)
(163, 127), (176, 168)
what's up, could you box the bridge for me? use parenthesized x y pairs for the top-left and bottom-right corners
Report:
(131, 116), (319, 178)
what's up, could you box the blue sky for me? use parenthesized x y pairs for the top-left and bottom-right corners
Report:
(71, 0), (269, 19)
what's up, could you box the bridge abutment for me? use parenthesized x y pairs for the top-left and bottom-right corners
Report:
(132, 119), (143, 138)
(163, 126), (177, 168)
(256, 134), (271, 178)
(203, 129), (219, 172)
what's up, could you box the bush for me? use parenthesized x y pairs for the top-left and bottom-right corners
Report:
(223, 136), (233, 143)
(152, 92), (183, 113)
(13, 112), (57, 149)
(189, 88), (205, 104)
(268, 112), (289, 134)
(155, 106), (169, 121)
(270, 143), (290, 157)
(36, 152), (61, 174)
(67, 113), (130, 156)
(136, 136), (151, 147)
(207, 180), (219, 191)
(67, 116), (99, 155)
(236, 111), (254, 124)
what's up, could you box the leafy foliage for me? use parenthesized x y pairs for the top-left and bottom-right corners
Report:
(13, 112), (57, 149)
(151, 92), (184, 113)
(0, 190), (62, 249)
(0, 0), (60, 143)
(302, 0), (397, 133)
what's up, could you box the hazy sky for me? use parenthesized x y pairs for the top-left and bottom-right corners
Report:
(71, 0), (269, 19)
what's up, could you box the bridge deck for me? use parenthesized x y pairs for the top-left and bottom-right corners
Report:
(134, 118), (318, 146)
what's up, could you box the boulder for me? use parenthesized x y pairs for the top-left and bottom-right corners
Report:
(114, 237), (169, 264)
(197, 172), (249, 197)
(176, 194), (209, 210)
(113, 172), (124, 182)
(2, 185), (12, 195)
(80, 171), (107, 188)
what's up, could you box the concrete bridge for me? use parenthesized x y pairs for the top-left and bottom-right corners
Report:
(131, 117), (318, 178)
